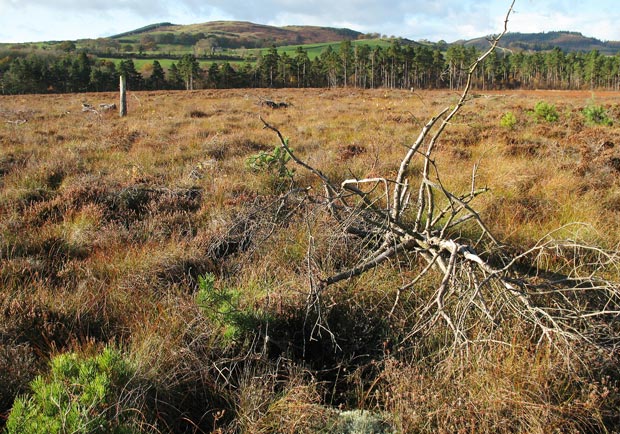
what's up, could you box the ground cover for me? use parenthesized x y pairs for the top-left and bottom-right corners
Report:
(1, 88), (619, 432)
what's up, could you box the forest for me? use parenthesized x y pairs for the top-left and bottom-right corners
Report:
(2, 39), (620, 94)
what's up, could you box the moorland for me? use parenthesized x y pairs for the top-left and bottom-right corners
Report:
(1, 87), (620, 432)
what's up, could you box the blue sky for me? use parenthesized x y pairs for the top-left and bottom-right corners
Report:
(0, 0), (618, 44)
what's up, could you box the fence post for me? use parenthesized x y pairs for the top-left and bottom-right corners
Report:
(119, 75), (127, 117)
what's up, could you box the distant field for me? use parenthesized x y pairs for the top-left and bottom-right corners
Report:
(97, 38), (394, 67)
(1, 88), (619, 432)
(246, 38), (395, 59)
(101, 57), (249, 70)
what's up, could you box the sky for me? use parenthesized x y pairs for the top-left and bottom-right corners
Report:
(0, 0), (619, 44)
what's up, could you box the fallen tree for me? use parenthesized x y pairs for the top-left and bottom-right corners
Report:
(260, 0), (620, 355)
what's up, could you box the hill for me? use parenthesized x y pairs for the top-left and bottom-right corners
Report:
(5, 22), (620, 57)
(121, 23), (620, 54)
(458, 31), (620, 54)
(109, 22), (174, 39)
(112, 21), (364, 49)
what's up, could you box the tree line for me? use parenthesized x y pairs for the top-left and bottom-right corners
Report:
(2, 40), (620, 94)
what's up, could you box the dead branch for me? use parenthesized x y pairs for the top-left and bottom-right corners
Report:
(260, 98), (290, 109)
(99, 103), (117, 111)
(260, 0), (620, 355)
(81, 102), (99, 115)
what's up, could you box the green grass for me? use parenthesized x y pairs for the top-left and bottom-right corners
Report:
(101, 57), (249, 70)
(245, 38), (392, 60)
(97, 37), (392, 66)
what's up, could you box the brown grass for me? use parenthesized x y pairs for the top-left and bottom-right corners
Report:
(1, 88), (619, 432)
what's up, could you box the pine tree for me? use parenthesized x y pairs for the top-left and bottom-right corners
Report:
(167, 63), (184, 89)
(260, 45), (280, 87)
(117, 59), (143, 90)
(178, 54), (201, 90)
(148, 60), (166, 90)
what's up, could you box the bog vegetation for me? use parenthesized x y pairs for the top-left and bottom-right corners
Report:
(1, 80), (620, 431)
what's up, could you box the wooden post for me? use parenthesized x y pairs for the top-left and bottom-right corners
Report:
(119, 75), (127, 117)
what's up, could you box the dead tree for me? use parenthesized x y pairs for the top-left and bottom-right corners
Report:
(261, 0), (620, 354)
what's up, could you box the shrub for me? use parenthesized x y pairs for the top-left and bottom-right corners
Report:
(582, 104), (613, 126)
(246, 142), (293, 180)
(499, 111), (517, 129)
(533, 101), (559, 122)
(246, 142), (295, 193)
(188, 109), (208, 118)
(195, 273), (266, 342)
(5, 348), (143, 434)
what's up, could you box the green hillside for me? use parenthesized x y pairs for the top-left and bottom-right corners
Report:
(459, 31), (620, 54)
(109, 22), (174, 39)
(99, 38), (398, 72)
(111, 21), (365, 51)
(3, 22), (620, 61)
(243, 38), (401, 61)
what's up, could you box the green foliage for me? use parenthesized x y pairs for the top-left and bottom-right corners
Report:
(5, 348), (139, 434)
(196, 273), (266, 342)
(177, 53), (201, 90)
(582, 104), (612, 126)
(246, 143), (294, 190)
(499, 111), (517, 129)
(147, 60), (166, 90)
(117, 59), (143, 89)
(533, 101), (559, 122)
(6, 34), (620, 94)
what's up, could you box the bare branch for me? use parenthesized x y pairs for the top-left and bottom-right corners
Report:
(259, 0), (620, 357)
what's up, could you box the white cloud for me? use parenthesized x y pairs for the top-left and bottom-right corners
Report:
(1, 0), (167, 15)
(0, 0), (619, 44)
(509, 7), (620, 41)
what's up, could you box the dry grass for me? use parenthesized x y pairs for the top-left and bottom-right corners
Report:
(1, 88), (619, 432)
(382, 340), (619, 433)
